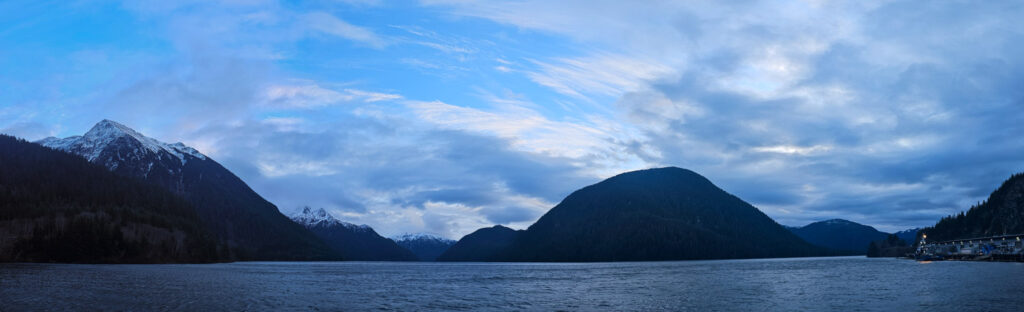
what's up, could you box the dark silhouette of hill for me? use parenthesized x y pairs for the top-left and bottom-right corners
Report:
(437, 225), (521, 261)
(788, 219), (889, 254)
(443, 167), (828, 262)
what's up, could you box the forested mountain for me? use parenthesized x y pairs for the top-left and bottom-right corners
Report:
(442, 167), (828, 262)
(0, 135), (227, 263)
(38, 120), (338, 260)
(291, 207), (416, 261)
(502, 167), (826, 261)
(437, 226), (521, 262)
(788, 219), (889, 254)
(922, 172), (1024, 242)
(391, 234), (456, 261)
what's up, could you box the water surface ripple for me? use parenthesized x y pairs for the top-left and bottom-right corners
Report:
(2, 257), (1022, 311)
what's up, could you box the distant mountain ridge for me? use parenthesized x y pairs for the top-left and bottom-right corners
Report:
(39, 120), (338, 261)
(391, 233), (456, 261)
(442, 167), (828, 262)
(291, 207), (416, 261)
(787, 219), (889, 254)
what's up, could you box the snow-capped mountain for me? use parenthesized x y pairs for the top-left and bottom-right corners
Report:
(0, 134), (228, 263)
(822, 219), (857, 226)
(894, 228), (920, 244)
(290, 207), (417, 261)
(36, 119), (339, 261)
(291, 207), (371, 232)
(391, 233), (456, 261)
(391, 233), (454, 243)
(39, 119), (205, 173)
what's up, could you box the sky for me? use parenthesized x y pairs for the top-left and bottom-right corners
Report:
(3, 0), (1024, 238)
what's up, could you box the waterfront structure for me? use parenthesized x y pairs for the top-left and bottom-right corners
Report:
(916, 234), (1024, 261)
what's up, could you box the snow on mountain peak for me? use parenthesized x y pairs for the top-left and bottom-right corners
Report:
(36, 135), (82, 151)
(390, 233), (454, 243)
(37, 119), (207, 164)
(290, 207), (371, 231)
(822, 219), (854, 225)
(88, 119), (136, 138)
(895, 228), (920, 234)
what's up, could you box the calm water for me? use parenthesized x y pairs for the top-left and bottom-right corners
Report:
(2, 257), (1023, 311)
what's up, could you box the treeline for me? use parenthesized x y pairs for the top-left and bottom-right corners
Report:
(0, 135), (231, 263)
(921, 172), (1024, 242)
(866, 234), (912, 257)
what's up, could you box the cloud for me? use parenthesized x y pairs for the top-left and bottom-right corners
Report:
(303, 12), (388, 48)
(0, 121), (55, 141)
(424, 0), (1024, 232)
(525, 54), (676, 99)
(193, 114), (593, 238)
(752, 145), (832, 156)
(345, 89), (403, 102)
(9, 0), (1024, 237)
(96, 52), (268, 137)
(403, 98), (651, 178)
(263, 84), (402, 108)
(336, 0), (384, 7)
(3, 1), (627, 239)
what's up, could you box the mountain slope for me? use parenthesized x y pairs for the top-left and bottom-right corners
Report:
(788, 219), (889, 254)
(0, 134), (227, 263)
(391, 233), (456, 261)
(39, 120), (338, 260)
(437, 226), (521, 262)
(291, 207), (416, 261)
(894, 228), (920, 244)
(461, 167), (827, 262)
(922, 172), (1024, 242)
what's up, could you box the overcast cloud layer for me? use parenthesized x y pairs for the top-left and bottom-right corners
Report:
(3, 0), (1023, 237)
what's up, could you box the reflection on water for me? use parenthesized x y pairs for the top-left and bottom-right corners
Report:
(2, 257), (1023, 311)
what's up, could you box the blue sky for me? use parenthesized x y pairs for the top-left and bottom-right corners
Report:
(3, 0), (1024, 238)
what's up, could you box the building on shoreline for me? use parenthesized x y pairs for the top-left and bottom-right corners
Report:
(916, 234), (1024, 261)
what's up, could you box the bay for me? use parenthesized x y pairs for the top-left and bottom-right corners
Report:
(2, 257), (1022, 311)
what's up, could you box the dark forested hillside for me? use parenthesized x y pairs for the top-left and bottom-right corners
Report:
(168, 155), (339, 260)
(0, 135), (228, 263)
(497, 167), (826, 261)
(788, 219), (889, 254)
(922, 173), (1024, 242)
(437, 226), (521, 261)
(39, 120), (338, 261)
